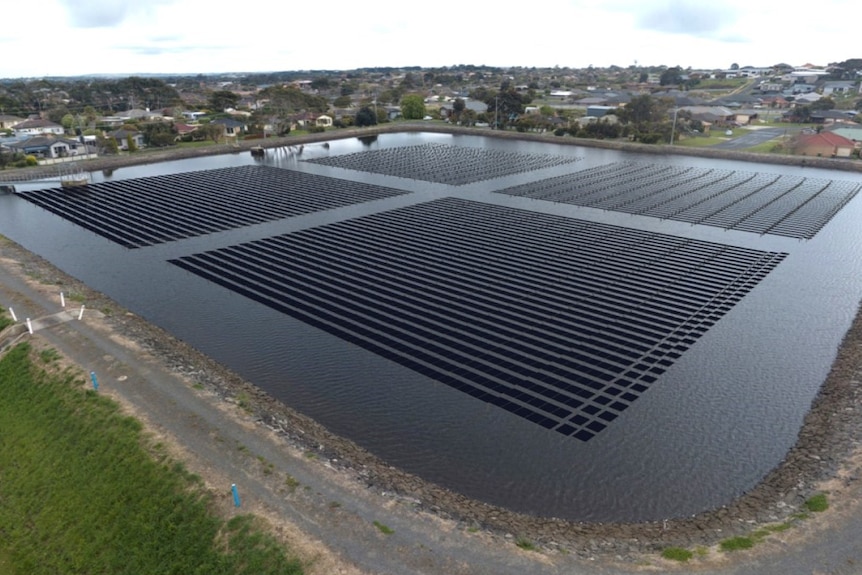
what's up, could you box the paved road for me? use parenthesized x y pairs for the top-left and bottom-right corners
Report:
(712, 128), (786, 150)
(3, 244), (862, 575)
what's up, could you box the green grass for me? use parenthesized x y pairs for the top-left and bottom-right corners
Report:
(719, 536), (755, 552)
(0, 343), (303, 575)
(372, 520), (394, 535)
(515, 537), (538, 551)
(0, 313), (13, 331)
(174, 140), (222, 149)
(38, 347), (61, 364)
(743, 140), (789, 154)
(661, 547), (693, 561)
(284, 474), (300, 492)
(804, 493), (829, 513)
(66, 291), (86, 303)
(674, 135), (726, 147)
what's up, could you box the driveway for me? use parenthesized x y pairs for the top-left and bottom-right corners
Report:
(712, 128), (786, 150)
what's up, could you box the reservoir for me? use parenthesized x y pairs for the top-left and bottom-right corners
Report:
(2, 131), (861, 522)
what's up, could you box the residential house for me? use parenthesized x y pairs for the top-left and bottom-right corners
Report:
(109, 128), (145, 150)
(181, 111), (207, 121)
(760, 96), (790, 108)
(822, 81), (857, 96)
(290, 112), (330, 129)
(826, 126), (862, 149)
(679, 106), (736, 126)
(0, 115), (25, 130)
(794, 92), (823, 105)
(794, 131), (855, 157)
(759, 82), (784, 93)
(315, 115), (333, 128)
(121, 108), (163, 122)
(574, 96), (609, 107)
(7, 135), (87, 159)
(586, 106), (617, 118)
(810, 110), (858, 125)
(173, 123), (198, 140)
(210, 118), (246, 136)
(12, 118), (64, 137)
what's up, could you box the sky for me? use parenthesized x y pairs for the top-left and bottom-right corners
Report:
(1, 0), (856, 79)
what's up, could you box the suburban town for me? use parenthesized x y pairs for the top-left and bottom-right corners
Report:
(2, 59), (862, 170)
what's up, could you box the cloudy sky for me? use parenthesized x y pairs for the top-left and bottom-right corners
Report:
(1, 0), (855, 78)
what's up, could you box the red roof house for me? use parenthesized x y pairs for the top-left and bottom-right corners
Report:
(795, 131), (856, 158)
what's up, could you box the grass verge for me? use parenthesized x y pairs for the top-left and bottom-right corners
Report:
(720, 536), (755, 552)
(0, 342), (303, 575)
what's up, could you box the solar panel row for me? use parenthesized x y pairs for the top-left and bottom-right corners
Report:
(305, 142), (582, 185)
(171, 198), (786, 441)
(497, 161), (860, 239)
(17, 165), (408, 248)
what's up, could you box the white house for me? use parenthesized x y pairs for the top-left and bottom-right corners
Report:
(12, 118), (64, 137)
(7, 135), (86, 159)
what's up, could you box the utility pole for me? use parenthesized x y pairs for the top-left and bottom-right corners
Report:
(670, 107), (679, 145)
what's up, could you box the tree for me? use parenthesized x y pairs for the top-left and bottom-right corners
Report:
(484, 87), (531, 129)
(660, 66), (683, 86)
(208, 90), (240, 112)
(141, 122), (177, 147)
(82, 106), (98, 126)
(400, 73), (417, 89)
(310, 77), (331, 91)
(198, 122), (224, 142)
(619, 94), (670, 125)
(61, 113), (76, 131)
(333, 95), (352, 108)
(400, 94), (426, 120)
(355, 106), (377, 127)
(809, 97), (836, 111)
(451, 98), (466, 122)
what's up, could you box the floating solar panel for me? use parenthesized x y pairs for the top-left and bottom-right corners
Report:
(496, 161), (861, 239)
(15, 165), (408, 248)
(171, 198), (787, 441)
(304, 142), (582, 185)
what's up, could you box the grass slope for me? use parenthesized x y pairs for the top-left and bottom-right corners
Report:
(0, 343), (302, 575)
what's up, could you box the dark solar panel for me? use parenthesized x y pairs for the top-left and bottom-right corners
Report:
(496, 161), (860, 239)
(16, 165), (408, 248)
(305, 142), (582, 185)
(171, 198), (787, 441)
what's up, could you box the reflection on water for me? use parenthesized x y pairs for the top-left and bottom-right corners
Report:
(2, 132), (862, 522)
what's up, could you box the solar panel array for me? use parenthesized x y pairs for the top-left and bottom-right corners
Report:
(497, 161), (861, 239)
(304, 142), (582, 185)
(16, 165), (408, 248)
(171, 198), (787, 441)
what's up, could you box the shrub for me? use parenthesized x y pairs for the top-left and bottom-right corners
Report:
(804, 493), (828, 513)
(661, 547), (693, 561)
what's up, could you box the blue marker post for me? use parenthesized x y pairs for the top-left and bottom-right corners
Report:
(90, 371), (99, 391)
(231, 483), (241, 507)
